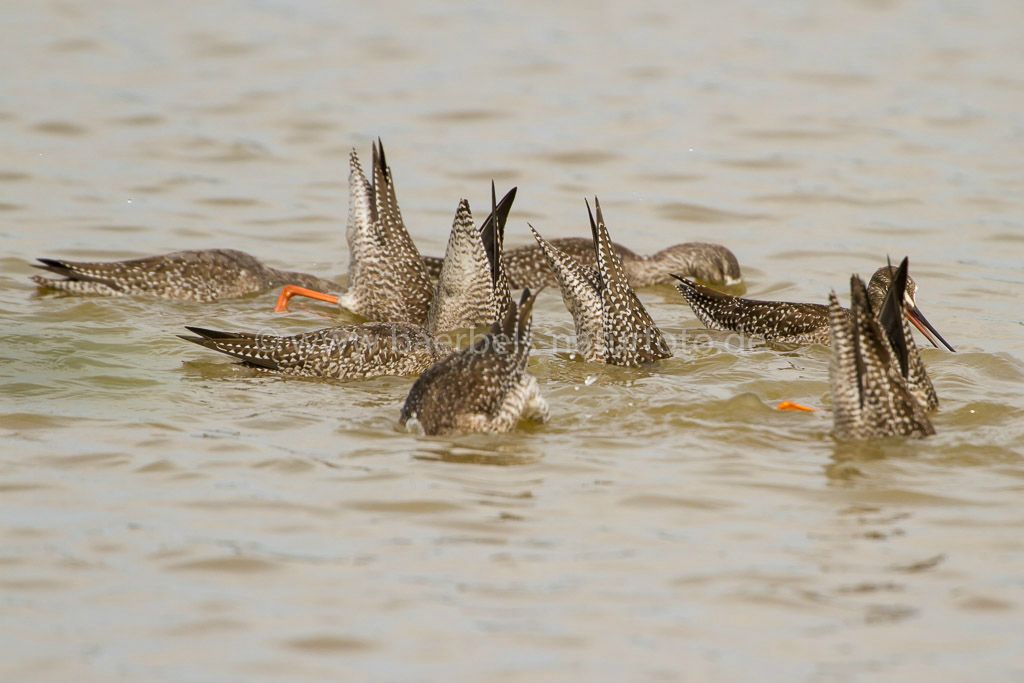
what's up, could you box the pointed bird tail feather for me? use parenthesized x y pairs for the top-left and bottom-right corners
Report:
(179, 326), (280, 370)
(876, 256), (911, 378)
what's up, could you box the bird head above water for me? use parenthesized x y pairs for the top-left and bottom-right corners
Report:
(829, 261), (936, 440)
(866, 262), (955, 352)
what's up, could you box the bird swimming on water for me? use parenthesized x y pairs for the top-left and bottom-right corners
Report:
(30, 139), (422, 307)
(400, 288), (548, 436)
(275, 144), (744, 305)
(422, 238), (742, 289)
(180, 186), (517, 380)
(829, 257), (937, 439)
(30, 249), (337, 303)
(530, 198), (673, 366)
(672, 264), (955, 351)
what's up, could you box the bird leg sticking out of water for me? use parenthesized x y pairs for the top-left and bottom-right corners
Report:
(672, 263), (955, 351)
(422, 238), (742, 289)
(400, 288), (548, 436)
(274, 139), (435, 324)
(530, 198), (673, 366)
(829, 257), (937, 439)
(31, 249), (337, 303)
(180, 186), (518, 379)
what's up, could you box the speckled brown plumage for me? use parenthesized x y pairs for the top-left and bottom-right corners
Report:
(674, 277), (836, 344)
(423, 238), (741, 289)
(873, 257), (939, 413)
(829, 261), (935, 439)
(181, 323), (451, 379)
(673, 264), (949, 349)
(340, 140), (434, 324)
(31, 249), (337, 303)
(180, 187), (518, 380)
(531, 198), (673, 366)
(400, 288), (548, 435)
(426, 185), (514, 334)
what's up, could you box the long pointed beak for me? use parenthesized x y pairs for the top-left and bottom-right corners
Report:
(274, 285), (339, 313)
(904, 304), (956, 352)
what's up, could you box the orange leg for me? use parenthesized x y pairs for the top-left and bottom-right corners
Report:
(274, 285), (339, 313)
(777, 401), (815, 413)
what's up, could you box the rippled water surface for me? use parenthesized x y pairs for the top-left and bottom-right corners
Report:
(3, 1), (1024, 681)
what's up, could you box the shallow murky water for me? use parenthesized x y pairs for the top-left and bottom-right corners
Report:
(2, 1), (1024, 681)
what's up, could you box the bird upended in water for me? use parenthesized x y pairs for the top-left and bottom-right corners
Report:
(31, 249), (337, 303)
(180, 187), (517, 379)
(829, 257), (937, 439)
(423, 238), (742, 289)
(530, 198), (673, 366)
(672, 264), (955, 352)
(30, 138), (417, 307)
(29, 139), (438, 314)
(425, 185), (513, 335)
(337, 139), (435, 324)
(273, 140), (436, 324)
(400, 288), (548, 436)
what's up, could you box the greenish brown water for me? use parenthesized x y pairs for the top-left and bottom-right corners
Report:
(2, 1), (1024, 681)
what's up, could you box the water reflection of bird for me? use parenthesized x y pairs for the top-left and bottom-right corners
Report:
(530, 198), (673, 366)
(180, 187), (516, 380)
(672, 264), (955, 351)
(400, 288), (548, 435)
(829, 257), (937, 439)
